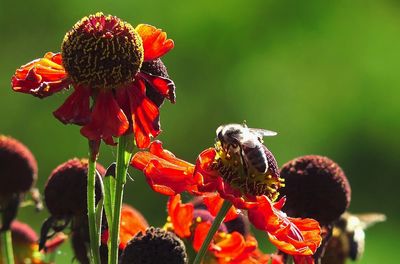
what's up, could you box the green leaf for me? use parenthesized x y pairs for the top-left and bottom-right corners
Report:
(95, 197), (103, 245)
(103, 163), (116, 227)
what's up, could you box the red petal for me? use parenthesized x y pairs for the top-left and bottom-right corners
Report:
(139, 72), (176, 103)
(53, 86), (91, 125)
(203, 193), (238, 222)
(12, 52), (70, 98)
(43, 233), (68, 253)
(192, 222), (211, 252)
(136, 24), (174, 61)
(293, 256), (315, 264)
(81, 90), (129, 144)
(212, 232), (246, 259)
(119, 205), (149, 249)
(247, 196), (322, 256)
(119, 80), (161, 149)
(131, 141), (198, 195)
(168, 195), (193, 238)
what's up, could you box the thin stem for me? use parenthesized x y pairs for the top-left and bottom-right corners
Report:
(1, 230), (15, 264)
(193, 200), (232, 264)
(108, 135), (133, 264)
(87, 141), (101, 264)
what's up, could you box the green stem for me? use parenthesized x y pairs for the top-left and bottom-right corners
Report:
(1, 230), (14, 264)
(87, 142), (101, 264)
(108, 135), (133, 264)
(193, 200), (232, 264)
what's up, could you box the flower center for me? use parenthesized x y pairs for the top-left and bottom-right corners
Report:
(61, 13), (144, 89)
(212, 141), (284, 199)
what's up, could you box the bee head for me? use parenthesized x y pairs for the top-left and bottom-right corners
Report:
(216, 124), (244, 147)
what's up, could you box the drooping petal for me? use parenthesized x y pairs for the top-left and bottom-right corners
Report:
(139, 72), (176, 103)
(53, 86), (91, 125)
(203, 193), (239, 222)
(131, 141), (199, 195)
(136, 24), (174, 61)
(81, 90), (129, 144)
(12, 52), (70, 98)
(168, 195), (193, 238)
(118, 80), (161, 148)
(247, 196), (321, 256)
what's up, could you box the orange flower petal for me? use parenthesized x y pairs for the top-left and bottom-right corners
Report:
(168, 194), (193, 238)
(119, 205), (149, 249)
(80, 90), (129, 144)
(192, 222), (211, 252)
(53, 86), (91, 125)
(248, 196), (321, 256)
(203, 193), (239, 222)
(12, 52), (70, 98)
(136, 24), (174, 61)
(131, 141), (198, 195)
(212, 232), (246, 259)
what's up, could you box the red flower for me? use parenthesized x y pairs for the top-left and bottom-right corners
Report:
(12, 13), (175, 147)
(165, 195), (264, 263)
(132, 141), (322, 258)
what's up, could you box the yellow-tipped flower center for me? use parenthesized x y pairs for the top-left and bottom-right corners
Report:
(212, 141), (284, 200)
(61, 12), (144, 89)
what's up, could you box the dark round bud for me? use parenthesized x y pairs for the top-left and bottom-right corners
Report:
(279, 155), (351, 225)
(0, 135), (37, 196)
(120, 227), (188, 264)
(62, 13), (143, 89)
(44, 158), (105, 217)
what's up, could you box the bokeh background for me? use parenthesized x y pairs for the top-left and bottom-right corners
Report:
(1, 0), (399, 263)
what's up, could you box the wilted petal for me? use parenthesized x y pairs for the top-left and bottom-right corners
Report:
(139, 72), (176, 103)
(53, 86), (91, 125)
(81, 90), (129, 144)
(12, 52), (70, 98)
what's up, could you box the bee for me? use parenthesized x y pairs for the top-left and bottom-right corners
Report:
(216, 123), (277, 174)
(323, 212), (386, 264)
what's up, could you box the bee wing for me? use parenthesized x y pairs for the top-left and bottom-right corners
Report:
(356, 213), (386, 229)
(248, 128), (277, 137)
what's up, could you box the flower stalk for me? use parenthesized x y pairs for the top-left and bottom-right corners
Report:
(193, 200), (232, 264)
(1, 230), (15, 264)
(108, 135), (134, 264)
(87, 141), (101, 264)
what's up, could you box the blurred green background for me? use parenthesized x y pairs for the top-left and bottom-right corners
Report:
(1, 0), (398, 263)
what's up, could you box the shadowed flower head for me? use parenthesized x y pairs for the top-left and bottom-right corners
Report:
(120, 227), (188, 264)
(279, 155), (351, 225)
(0, 135), (38, 231)
(12, 12), (176, 147)
(44, 158), (105, 217)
